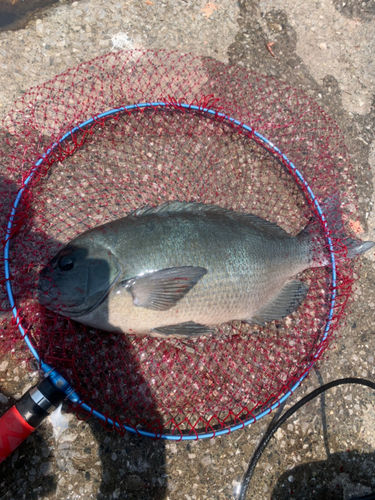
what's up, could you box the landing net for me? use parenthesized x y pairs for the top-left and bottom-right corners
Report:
(0, 50), (360, 438)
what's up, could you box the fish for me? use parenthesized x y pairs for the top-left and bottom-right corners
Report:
(37, 196), (374, 338)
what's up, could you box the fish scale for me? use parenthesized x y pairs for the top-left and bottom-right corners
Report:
(38, 200), (374, 337)
(71, 212), (305, 332)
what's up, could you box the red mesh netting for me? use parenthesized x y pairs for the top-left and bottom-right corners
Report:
(0, 50), (362, 436)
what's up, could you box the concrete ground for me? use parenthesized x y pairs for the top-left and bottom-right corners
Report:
(0, 0), (375, 499)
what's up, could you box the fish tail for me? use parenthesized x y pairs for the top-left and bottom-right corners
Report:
(298, 193), (374, 266)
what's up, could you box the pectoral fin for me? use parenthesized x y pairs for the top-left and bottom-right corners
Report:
(249, 279), (309, 325)
(151, 321), (215, 338)
(123, 266), (207, 311)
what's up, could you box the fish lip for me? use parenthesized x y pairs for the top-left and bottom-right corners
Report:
(37, 279), (86, 311)
(37, 276), (114, 318)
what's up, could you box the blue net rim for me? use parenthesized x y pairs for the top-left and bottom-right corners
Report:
(3, 102), (337, 440)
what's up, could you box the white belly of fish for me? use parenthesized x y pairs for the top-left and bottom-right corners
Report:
(74, 261), (306, 336)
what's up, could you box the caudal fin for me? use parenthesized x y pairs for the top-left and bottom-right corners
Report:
(299, 193), (374, 263)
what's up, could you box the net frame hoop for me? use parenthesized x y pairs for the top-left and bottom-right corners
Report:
(3, 101), (337, 440)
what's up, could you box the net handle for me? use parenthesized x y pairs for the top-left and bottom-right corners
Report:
(0, 377), (65, 463)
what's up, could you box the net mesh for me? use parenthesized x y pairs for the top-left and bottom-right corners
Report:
(0, 49), (362, 437)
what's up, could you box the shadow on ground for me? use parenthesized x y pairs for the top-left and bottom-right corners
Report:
(271, 450), (375, 499)
(0, 160), (167, 499)
(88, 420), (167, 500)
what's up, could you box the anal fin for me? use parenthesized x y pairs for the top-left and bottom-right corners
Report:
(249, 279), (309, 326)
(151, 321), (215, 338)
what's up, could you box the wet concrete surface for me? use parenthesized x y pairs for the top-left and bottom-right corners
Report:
(0, 1), (375, 499)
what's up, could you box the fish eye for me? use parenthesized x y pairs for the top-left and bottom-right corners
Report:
(58, 254), (75, 271)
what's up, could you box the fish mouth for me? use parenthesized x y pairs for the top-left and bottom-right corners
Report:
(37, 275), (118, 317)
(37, 277), (86, 314)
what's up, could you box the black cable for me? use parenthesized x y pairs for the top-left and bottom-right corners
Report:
(265, 399), (286, 435)
(237, 378), (375, 500)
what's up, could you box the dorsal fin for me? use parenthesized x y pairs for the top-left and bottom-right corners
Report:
(129, 201), (291, 238)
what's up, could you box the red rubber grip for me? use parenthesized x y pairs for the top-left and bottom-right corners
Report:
(0, 406), (35, 464)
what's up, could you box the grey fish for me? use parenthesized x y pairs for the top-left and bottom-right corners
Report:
(38, 197), (374, 338)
